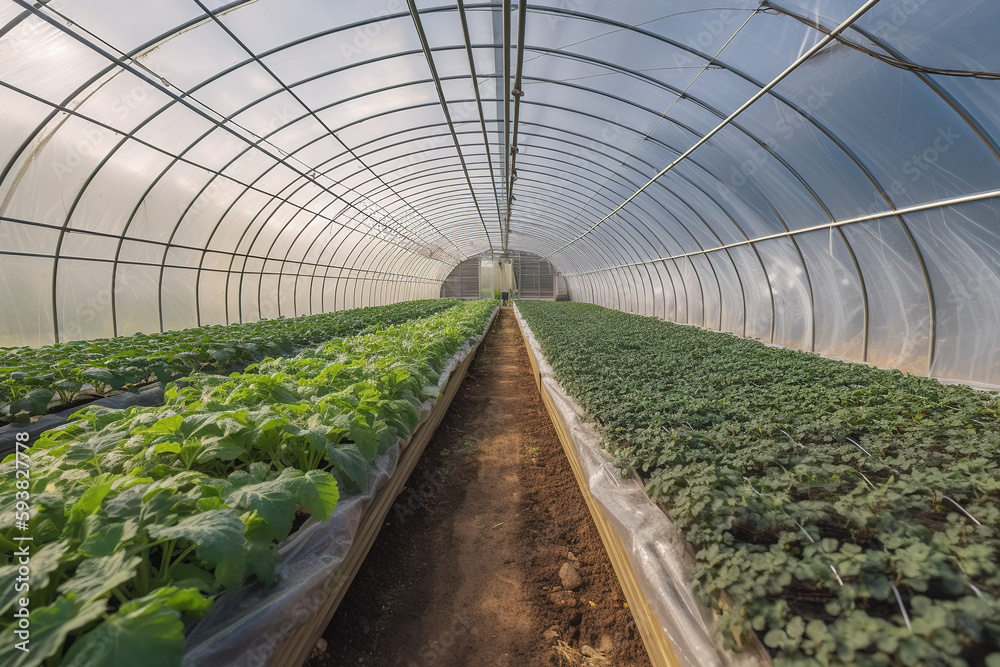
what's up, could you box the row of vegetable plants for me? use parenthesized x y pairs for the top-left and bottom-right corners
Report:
(0, 300), (462, 425)
(516, 301), (1000, 667)
(0, 299), (496, 667)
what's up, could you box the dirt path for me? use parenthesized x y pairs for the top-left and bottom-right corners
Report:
(307, 307), (652, 667)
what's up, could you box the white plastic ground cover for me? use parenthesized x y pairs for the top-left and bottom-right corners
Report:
(513, 304), (767, 667)
(182, 306), (498, 666)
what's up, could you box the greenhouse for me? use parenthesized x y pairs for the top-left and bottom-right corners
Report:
(0, 0), (998, 666)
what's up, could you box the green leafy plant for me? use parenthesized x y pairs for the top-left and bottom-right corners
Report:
(518, 301), (1000, 666)
(0, 300), (498, 665)
(0, 300), (463, 425)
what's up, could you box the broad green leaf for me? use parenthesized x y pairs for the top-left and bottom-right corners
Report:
(167, 564), (216, 593)
(243, 514), (279, 585)
(79, 518), (137, 558)
(58, 551), (142, 602)
(195, 436), (245, 464)
(81, 368), (115, 383)
(179, 413), (224, 440)
(10, 388), (54, 416)
(286, 469), (340, 521)
(61, 590), (193, 667)
(224, 475), (296, 542)
(0, 595), (107, 667)
(270, 384), (300, 404)
(147, 510), (246, 590)
(326, 443), (369, 491)
(68, 476), (114, 523)
(144, 414), (183, 437)
(348, 421), (379, 461)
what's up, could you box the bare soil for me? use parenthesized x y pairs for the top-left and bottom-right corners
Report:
(306, 307), (652, 667)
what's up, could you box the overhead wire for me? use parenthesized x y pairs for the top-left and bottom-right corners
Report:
(763, 3), (1000, 80)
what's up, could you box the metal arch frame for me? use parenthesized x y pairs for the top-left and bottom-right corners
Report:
(0, 0), (992, 366)
(3, 24), (584, 326)
(236, 157), (440, 321)
(360, 153), (681, 286)
(191, 138), (456, 324)
(456, 0), (505, 242)
(405, 76), (871, 349)
(191, 123), (468, 323)
(504, 164), (701, 319)
(494, 6), (923, 355)
(5, 72), (780, 344)
(0, 18), (856, 245)
(486, 184), (673, 318)
(290, 195), (441, 319)
(2, 2), (461, 341)
(772, 5), (1000, 372)
(504, 181), (669, 294)
(321, 82), (824, 260)
(525, 1), (950, 369)
(500, 127), (768, 333)
(480, 118), (775, 315)
(362, 118), (778, 332)
(187, 3), (467, 320)
(530, 0), (873, 254)
(7, 18), (836, 274)
(472, 181), (654, 296)
(406, 0), (496, 257)
(188, 0), (462, 265)
(15, 30), (824, 340)
(477, 199), (635, 291)
(498, 137), (741, 326)
(0, 76), (458, 327)
(213, 165), (433, 325)
(179, 90), (511, 327)
(486, 73), (829, 345)
(310, 218), (447, 314)
(0, 83), (444, 329)
(244, 96), (780, 332)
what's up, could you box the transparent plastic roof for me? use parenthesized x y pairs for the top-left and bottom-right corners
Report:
(0, 0), (998, 385)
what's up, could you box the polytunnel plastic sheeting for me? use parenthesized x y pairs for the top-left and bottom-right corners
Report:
(0, 0), (998, 387)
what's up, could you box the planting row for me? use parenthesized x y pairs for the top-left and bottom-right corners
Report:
(0, 299), (461, 425)
(516, 301), (1000, 667)
(0, 299), (497, 667)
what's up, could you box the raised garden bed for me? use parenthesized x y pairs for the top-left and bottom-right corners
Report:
(516, 301), (1000, 667)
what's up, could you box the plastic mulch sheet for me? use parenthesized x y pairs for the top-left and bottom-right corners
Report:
(513, 304), (767, 667)
(182, 307), (498, 666)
